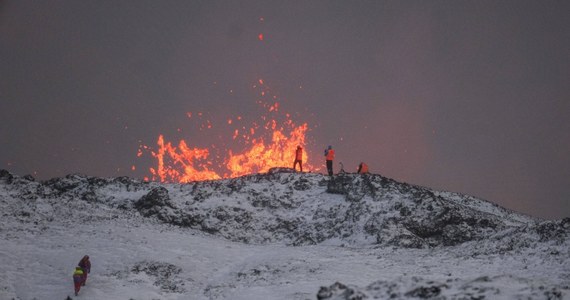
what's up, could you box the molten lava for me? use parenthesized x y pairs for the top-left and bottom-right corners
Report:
(140, 80), (314, 183)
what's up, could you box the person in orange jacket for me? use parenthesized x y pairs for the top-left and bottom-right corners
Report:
(324, 145), (335, 176)
(293, 145), (303, 172)
(357, 162), (369, 174)
(72, 267), (84, 296)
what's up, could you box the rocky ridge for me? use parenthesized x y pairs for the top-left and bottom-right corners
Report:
(1, 168), (567, 251)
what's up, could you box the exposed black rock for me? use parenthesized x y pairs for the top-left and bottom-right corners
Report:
(0, 169), (14, 184)
(317, 276), (566, 300)
(135, 187), (175, 220)
(110, 260), (185, 293)
(317, 282), (367, 300)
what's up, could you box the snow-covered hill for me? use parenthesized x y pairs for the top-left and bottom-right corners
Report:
(0, 168), (568, 299)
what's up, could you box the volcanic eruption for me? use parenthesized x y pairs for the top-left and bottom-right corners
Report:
(138, 79), (316, 182)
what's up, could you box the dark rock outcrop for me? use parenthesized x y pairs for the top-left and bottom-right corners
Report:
(135, 187), (175, 218)
(0, 169), (14, 184)
(317, 275), (566, 300)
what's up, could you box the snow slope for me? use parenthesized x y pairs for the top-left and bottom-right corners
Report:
(0, 169), (568, 299)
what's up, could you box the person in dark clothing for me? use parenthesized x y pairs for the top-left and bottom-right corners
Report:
(324, 145), (335, 176)
(78, 255), (91, 286)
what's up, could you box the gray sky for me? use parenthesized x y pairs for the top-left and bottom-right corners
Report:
(1, 1), (569, 219)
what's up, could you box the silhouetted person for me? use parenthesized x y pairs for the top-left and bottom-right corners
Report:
(293, 146), (303, 172)
(324, 145), (335, 176)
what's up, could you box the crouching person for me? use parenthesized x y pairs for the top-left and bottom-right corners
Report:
(357, 162), (369, 174)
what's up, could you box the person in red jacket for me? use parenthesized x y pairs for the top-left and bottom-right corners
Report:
(357, 162), (369, 174)
(78, 255), (91, 286)
(324, 145), (335, 176)
(293, 146), (303, 172)
(72, 267), (84, 296)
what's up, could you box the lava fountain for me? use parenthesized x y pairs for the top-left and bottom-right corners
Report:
(138, 79), (315, 183)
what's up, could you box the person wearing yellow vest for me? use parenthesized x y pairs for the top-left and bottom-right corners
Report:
(324, 145), (335, 176)
(73, 267), (84, 296)
(357, 162), (369, 174)
(293, 145), (303, 172)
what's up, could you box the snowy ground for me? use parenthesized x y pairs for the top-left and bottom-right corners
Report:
(0, 170), (568, 299)
(2, 215), (567, 300)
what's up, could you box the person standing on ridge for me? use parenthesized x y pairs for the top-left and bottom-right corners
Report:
(293, 145), (303, 172)
(72, 267), (84, 296)
(357, 162), (369, 174)
(324, 145), (335, 176)
(78, 255), (91, 286)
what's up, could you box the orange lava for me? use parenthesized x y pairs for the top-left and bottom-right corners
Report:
(140, 79), (314, 183)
